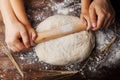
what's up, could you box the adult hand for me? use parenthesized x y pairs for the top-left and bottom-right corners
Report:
(89, 0), (115, 30)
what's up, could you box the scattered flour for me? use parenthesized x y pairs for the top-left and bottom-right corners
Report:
(35, 15), (95, 65)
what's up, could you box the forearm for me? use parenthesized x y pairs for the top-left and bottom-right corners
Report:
(0, 0), (18, 26)
(10, 0), (30, 26)
(81, 0), (91, 12)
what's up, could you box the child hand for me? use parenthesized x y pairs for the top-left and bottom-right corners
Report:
(5, 22), (37, 52)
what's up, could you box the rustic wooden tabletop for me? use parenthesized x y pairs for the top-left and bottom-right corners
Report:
(0, 0), (120, 80)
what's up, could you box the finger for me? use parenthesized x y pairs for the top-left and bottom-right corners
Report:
(105, 18), (113, 28)
(80, 16), (87, 26)
(7, 45), (15, 52)
(112, 18), (115, 24)
(89, 7), (97, 28)
(20, 30), (30, 48)
(29, 31), (37, 46)
(15, 40), (27, 51)
(32, 31), (37, 41)
(106, 18), (115, 28)
(103, 13), (113, 28)
(102, 16), (110, 28)
(9, 45), (19, 52)
(111, 16), (116, 25)
(6, 43), (18, 52)
(10, 47), (16, 52)
(105, 14), (115, 28)
(84, 16), (92, 30)
(92, 13), (105, 31)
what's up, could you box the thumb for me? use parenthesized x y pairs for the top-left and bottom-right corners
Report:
(32, 30), (37, 41)
(30, 30), (37, 46)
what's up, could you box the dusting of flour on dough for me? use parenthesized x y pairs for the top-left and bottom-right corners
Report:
(35, 15), (95, 65)
(60, 24), (73, 33)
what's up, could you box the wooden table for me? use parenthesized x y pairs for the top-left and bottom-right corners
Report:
(0, 0), (120, 80)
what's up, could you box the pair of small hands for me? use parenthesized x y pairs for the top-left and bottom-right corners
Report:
(80, 0), (115, 31)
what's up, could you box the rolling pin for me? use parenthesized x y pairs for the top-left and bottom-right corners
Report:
(34, 23), (87, 44)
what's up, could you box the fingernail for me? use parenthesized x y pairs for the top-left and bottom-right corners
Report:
(32, 36), (35, 41)
(92, 23), (96, 27)
(32, 33), (36, 40)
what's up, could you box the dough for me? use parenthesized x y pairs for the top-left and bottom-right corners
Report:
(35, 15), (95, 65)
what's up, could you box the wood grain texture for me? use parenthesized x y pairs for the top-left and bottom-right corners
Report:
(0, 0), (120, 80)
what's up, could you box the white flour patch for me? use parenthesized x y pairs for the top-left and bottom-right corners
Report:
(61, 24), (73, 33)
(35, 15), (95, 65)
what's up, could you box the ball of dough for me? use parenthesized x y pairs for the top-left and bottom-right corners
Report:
(35, 15), (95, 65)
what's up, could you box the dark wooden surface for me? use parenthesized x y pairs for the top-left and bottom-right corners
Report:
(0, 0), (120, 80)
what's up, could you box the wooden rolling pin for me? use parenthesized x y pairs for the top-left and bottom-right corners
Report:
(34, 23), (87, 44)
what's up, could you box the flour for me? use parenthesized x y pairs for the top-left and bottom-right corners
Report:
(35, 15), (95, 65)
(60, 24), (73, 33)
(51, 0), (81, 15)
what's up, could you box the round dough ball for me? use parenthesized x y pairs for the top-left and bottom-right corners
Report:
(35, 15), (95, 65)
